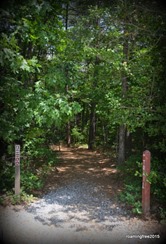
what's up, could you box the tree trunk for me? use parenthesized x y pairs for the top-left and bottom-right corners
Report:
(117, 124), (126, 164)
(88, 103), (96, 150)
(102, 125), (107, 146)
(67, 121), (71, 147)
(117, 15), (129, 164)
(126, 130), (132, 158)
(65, 2), (71, 147)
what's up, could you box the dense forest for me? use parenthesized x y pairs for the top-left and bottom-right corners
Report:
(0, 0), (166, 215)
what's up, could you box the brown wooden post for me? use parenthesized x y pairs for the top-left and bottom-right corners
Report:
(142, 150), (151, 216)
(15, 144), (20, 195)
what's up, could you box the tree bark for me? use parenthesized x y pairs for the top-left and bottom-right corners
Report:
(65, 2), (71, 147)
(117, 14), (129, 164)
(67, 121), (71, 147)
(126, 130), (132, 158)
(88, 103), (96, 150)
(118, 124), (126, 164)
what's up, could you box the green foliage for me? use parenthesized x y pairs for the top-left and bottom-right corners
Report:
(118, 154), (142, 214)
(20, 144), (58, 193)
(119, 184), (142, 214)
(118, 154), (142, 176)
(21, 171), (43, 192)
(0, 190), (37, 206)
(159, 207), (166, 223)
(118, 154), (166, 215)
(0, 160), (14, 192)
(0, 0), (82, 198)
(71, 126), (85, 144)
(149, 159), (166, 203)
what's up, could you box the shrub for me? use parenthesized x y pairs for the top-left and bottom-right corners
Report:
(118, 154), (166, 216)
(0, 160), (14, 192)
(119, 184), (142, 214)
(0, 190), (37, 206)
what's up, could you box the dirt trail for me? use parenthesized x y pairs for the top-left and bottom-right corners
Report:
(45, 145), (121, 196)
(0, 146), (165, 244)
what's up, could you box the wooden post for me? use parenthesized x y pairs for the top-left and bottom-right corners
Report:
(142, 150), (151, 216)
(15, 144), (20, 195)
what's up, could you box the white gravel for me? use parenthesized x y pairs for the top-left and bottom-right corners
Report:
(0, 177), (165, 243)
(0, 146), (165, 243)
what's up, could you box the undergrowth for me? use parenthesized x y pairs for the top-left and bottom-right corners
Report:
(0, 190), (37, 206)
(118, 154), (142, 215)
(0, 146), (58, 206)
(118, 154), (166, 220)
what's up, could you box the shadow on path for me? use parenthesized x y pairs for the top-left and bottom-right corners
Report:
(26, 146), (128, 232)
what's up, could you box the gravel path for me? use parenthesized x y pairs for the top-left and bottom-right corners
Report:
(0, 147), (165, 243)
